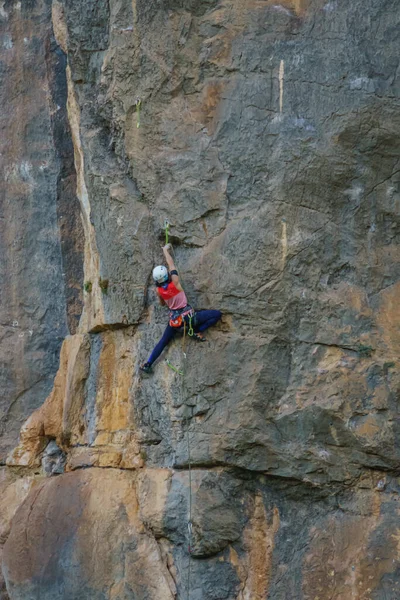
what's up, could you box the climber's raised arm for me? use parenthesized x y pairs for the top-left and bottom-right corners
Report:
(162, 244), (182, 288)
(162, 244), (176, 271)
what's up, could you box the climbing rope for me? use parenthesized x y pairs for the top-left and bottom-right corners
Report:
(181, 325), (193, 600)
(163, 220), (194, 599)
(186, 392), (193, 555)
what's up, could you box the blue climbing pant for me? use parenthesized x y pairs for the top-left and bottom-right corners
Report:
(147, 309), (222, 365)
(194, 309), (222, 332)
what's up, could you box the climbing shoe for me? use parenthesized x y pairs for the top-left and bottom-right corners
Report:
(192, 332), (206, 342)
(140, 362), (153, 374)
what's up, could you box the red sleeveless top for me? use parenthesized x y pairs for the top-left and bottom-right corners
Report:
(157, 281), (188, 310)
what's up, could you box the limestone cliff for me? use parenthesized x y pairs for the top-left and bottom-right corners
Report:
(1, 0), (400, 598)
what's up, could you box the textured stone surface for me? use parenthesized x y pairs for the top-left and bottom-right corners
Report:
(1, 0), (400, 598)
(41, 440), (66, 476)
(0, 0), (84, 462)
(0, 469), (41, 600)
(2, 469), (176, 600)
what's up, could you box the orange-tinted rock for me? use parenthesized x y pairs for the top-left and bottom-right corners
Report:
(7, 330), (142, 471)
(2, 469), (176, 600)
(0, 0), (83, 463)
(0, 469), (42, 600)
(2, 0), (400, 598)
(6, 335), (88, 467)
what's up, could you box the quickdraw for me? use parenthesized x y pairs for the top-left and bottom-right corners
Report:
(187, 314), (194, 337)
(165, 359), (183, 376)
(164, 220), (170, 245)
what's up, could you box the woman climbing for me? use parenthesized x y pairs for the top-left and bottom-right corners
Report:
(140, 244), (222, 374)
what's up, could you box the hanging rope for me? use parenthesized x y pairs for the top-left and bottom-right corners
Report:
(163, 220), (193, 599)
(181, 325), (193, 600)
(187, 440), (193, 596)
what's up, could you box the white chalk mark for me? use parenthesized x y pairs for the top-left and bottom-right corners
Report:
(323, 2), (337, 12)
(0, 2), (7, 19)
(344, 184), (363, 203)
(279, 60), (284, 113)
(272, 5), (292, 16)
(3, 34), (13, 49)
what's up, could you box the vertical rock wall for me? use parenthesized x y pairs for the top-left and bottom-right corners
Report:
(1, 0), (400, 599)
(0, 0), (83, 462)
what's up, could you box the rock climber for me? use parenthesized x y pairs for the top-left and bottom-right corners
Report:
(140, 244), (221, 374)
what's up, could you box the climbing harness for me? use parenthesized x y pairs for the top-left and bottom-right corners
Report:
(169, 306), (195, 329)
(135, 97), (142, 128)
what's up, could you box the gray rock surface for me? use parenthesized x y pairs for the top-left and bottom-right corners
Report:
(41, 440), (66, 476)
(1, 0), (400, 598)
(0, 0), (83, 463)
(3, 469), (176, 600)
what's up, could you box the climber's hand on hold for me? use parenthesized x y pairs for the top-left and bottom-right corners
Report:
(163, 244), (175, 272)
(161, 244), (182, 288)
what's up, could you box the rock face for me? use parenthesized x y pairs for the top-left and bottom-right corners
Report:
(0, 0), (84, 462)
(1, 0), (400, 599)
(3, 469), (176, 600)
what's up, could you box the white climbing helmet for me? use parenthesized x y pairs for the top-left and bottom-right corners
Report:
(152, 265), (169, 284)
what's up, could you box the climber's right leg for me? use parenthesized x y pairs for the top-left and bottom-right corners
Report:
(140, 325), (177, 373)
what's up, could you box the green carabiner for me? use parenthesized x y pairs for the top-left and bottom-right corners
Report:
(188, 315), (194, 337)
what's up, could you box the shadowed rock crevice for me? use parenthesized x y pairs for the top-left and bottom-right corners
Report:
(0, 0), (81, 467)
(45, 28), (84, 335)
